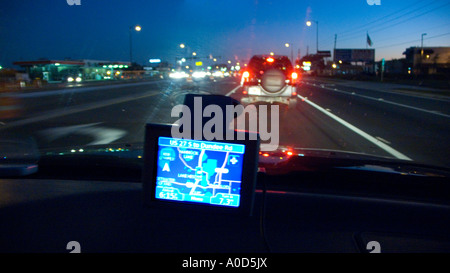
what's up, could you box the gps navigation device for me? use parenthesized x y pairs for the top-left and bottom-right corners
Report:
(142, 123), (260, 215)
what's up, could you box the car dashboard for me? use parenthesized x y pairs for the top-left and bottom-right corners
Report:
(1, 155), (449, 253)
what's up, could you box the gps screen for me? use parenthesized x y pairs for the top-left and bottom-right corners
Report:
(155, 137), (246, 207)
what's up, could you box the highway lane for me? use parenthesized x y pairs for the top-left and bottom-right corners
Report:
(0, 77), (448, 168)
(296, 78), (450, 167)
(302, 78), (450, 116)
(0, 78), (240, 148)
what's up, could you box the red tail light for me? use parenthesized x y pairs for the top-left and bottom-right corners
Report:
(291, 72), (298, 80)
(242, 71), (250, 78)
(243, 90), (248, 95)
(266, 57), (274, 63)
(292, 91), (297, 96)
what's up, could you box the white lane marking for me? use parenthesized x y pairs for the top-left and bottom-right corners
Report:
(304, 82), (450, 118)
(39, 123), (127, 145)
(0, 91), (159, 130)
(376, 136), (391, 145)
(225, 85), (241, 97)
(297, 94), (412, 161)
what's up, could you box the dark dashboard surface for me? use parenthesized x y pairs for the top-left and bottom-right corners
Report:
(1, 166), (449, 253)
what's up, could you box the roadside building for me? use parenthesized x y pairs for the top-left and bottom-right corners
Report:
(13, 60), (84, 82)
(403, 46), (450, 76)
(13, 59), (132, 82)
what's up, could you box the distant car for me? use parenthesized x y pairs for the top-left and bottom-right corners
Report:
(240, 55), (298, 109)
(65, 75), (82, 83)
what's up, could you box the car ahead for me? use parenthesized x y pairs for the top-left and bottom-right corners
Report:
(64, 74), (82, 83)
(240, 55), (298, 109)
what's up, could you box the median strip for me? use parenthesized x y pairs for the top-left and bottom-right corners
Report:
(225, 85), (241, 97)
(0, 80), (165, 99)
(0, 91), (159, 130)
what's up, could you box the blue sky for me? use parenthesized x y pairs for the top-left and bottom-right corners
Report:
(0, 0), (449, 67)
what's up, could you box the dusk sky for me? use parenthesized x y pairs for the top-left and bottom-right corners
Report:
(1, 0), (449, 68)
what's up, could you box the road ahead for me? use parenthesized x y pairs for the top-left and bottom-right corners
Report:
(1, 76), (449, 168)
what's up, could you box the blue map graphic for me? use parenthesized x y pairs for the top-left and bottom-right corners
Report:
(155, 137), (245, 207)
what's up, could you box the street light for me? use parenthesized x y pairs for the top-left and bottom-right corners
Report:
(129, 25), (142, 64)
(306, 20), (319, 53)
(285, 43), (294, 65)
(420, 33), (427, 75)
(421, 33), (427, 57)
(179, 43), (185, 49)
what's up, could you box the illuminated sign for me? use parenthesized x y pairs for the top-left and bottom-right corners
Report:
(149, 59), (162, 63)
(334, 49), (375, 63)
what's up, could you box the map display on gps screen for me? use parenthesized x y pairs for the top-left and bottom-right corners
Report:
(155, 137), (246, 207)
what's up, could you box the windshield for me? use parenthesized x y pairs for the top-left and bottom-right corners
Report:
(0, 0), (449, 169)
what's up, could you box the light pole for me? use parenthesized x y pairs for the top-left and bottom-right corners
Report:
(285, 43), (294, 65)
(129, 25), (142, 65)
(180, 43), (188, 56)
(178, 44), (187, 68)
(421, 33), (427, 56)
(306, 20), (319, 53)
(420, 33), (427, 75)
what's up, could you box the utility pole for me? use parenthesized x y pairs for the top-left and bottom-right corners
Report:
(334, 34), (337, 50)
(291, 47), (294, 66)
(334, 34), (337, 63)
(129, 27), (133, 64)
(316, 21), (319, 53)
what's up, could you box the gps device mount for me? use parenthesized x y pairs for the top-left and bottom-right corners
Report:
(142, 95), (260, 216)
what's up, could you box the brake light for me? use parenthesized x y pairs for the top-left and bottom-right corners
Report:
(291, 72), (298, 79)
(243, 71), (250, 78)
(292, 91), (297, 96)
(243, 90), (248, 95)
(266, 57), (274, 63)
